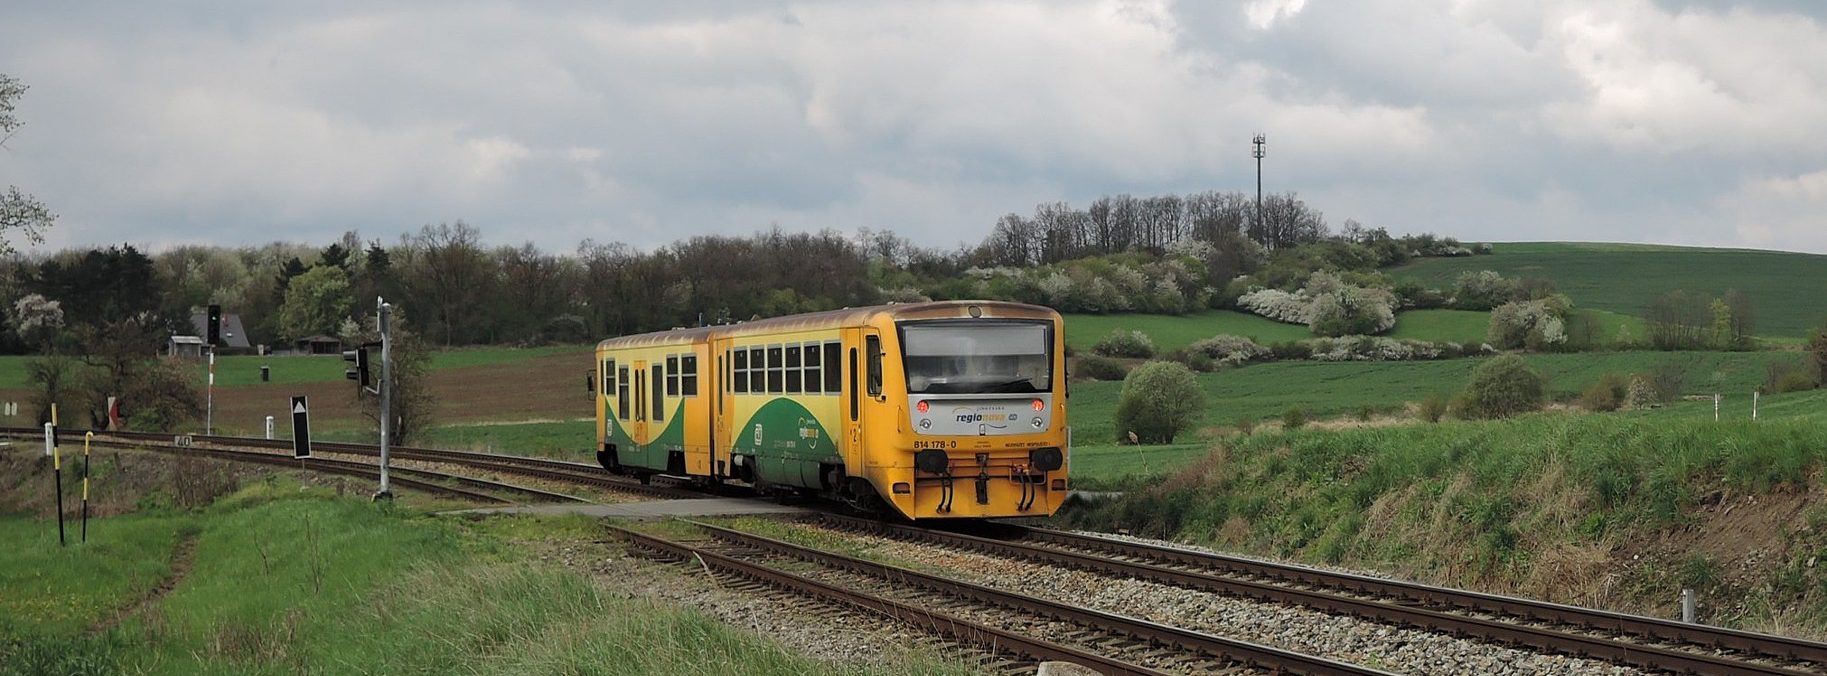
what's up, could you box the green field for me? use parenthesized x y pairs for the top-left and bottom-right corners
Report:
(0, 344), (591, 390)
(1387, 309), (1489, 344)
(1391, 242), (1827, 338)
(0, 478), (967, 675)
(1063, 350), (1801, 487)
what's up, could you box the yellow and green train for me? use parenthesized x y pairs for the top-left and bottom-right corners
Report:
(590, 300), (1070, 520)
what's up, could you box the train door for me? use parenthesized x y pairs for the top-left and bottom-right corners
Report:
(712, 337), (734, 478)
(632, 359), (648, 448)
(860, 327), (887, 467)
(840, 329), (862, 471)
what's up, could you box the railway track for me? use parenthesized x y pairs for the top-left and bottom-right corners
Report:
(2, 428), (583, 504)
(3, 426), (694, 501)
(614, 521), (1385, 676)
(820, 514), (1827, 675)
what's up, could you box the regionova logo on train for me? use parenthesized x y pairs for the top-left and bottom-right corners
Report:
(952, 405), (1018, 428)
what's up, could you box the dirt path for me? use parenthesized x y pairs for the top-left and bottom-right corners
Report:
(91, 532), (200, 635)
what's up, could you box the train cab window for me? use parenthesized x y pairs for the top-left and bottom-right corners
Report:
(665, 356), (679, 396)
(802, 342), (821, 394)
(732, 349), (749, 393)
(865, 335), (883, 397)
(617, 366), (630, 420)
(767, 346), (784, 393)
(749, 347), (766, 393)
(824, 342), (842, 394)
(785, 346), (802, 393)
(651, 364), (664, 421)
(681, 355), (698, 396)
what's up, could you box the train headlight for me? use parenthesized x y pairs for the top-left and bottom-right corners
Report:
(918, 419), (931, 430)
(1031, 417), (1044, 428)
(1031, 399), (1045, 411)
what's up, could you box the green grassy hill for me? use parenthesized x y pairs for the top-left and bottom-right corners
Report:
(1391, 242), (1827, 338)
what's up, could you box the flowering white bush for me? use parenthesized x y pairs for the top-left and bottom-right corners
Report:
(1308, 286), (1396, 336)
(1237, 288), (1311, 324)
(1188, 334), (1271, 366)
(1036, 272), (1074, 308)
(1305, 336), (1445, 362)
(1093, 329), (1156, 358)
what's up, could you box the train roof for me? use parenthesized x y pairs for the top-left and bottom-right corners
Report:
(593, 300), (1057, 350)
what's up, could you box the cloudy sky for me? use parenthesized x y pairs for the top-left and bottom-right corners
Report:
(3, 0), (1825, 255)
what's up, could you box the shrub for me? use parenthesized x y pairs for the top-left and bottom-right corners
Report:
(1092, 329), (1155, 358)
(1487, 297), (1570, 351)
(1308, 286), (1397, 337)
(1354, 405), (1376, 422)
(1076, 355), (1130, 381)
(1234, 416), (1256, 434)
(1643, 361), (1686, 403)
(1810, 325), (1827, 383)
(1163, 348), (1219, 373)
(1456, 355), (1546, 419)
(1280, 406), (1308, 430)
(1188, 334), (1270, 366)
(1580, 373), (1630, 412)
(1417, 394), (1448, 422)
(1451, 270), (1523, 311)
(1623, 375), (1658, 410)
(1269, 341), (1312, 361)
(1763, 357), (1818, 394)
(1113, 361), (1205, 444)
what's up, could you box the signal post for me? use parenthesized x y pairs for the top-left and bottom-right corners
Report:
(343, 298), (394, 500)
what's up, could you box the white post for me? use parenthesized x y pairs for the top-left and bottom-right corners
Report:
(376, 298), (394, 500)
(1681, 588), (1697, 623)
(1713, 394), (1720, 422)
(265, 416), (275, 440)
(43, 422), (53, 457)
(1753, 391), (1760, 421)
(206, 349), (216, 435)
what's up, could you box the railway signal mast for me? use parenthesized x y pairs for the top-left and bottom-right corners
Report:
(342, 297), (395, 500)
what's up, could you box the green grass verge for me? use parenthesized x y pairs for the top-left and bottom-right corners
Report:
(1058, 411), (1827, 634)
(0, 480), (970, 675)
(1390, 242), (1827, 338)
(1386, 309), (1489, 344)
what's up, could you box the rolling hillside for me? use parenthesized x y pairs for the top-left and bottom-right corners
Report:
(1391, 242), (1827, 338)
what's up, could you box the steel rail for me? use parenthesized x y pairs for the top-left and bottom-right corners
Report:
(1012, 524), (1827, 668)
(821, 514), (1816, 676)
(78, 436), (508, 503)
(693, 521), (1390, 676)
(608, 524), (1172, 676)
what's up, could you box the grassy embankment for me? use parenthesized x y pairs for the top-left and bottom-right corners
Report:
(0, 473), (968, 675)
(1391, 242), (1827, 339)
(1058, 409), (1827, 638)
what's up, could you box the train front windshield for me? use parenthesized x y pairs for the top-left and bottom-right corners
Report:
(900, 321), (1052, 395)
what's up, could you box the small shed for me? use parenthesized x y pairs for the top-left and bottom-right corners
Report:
(168, 335), (205, 358)
(295, 335), (342, 355)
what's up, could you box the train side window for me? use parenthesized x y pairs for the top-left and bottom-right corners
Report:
(617, 366), (630, 420)
(824, 342), (842, 395)
(865, 335), (882, 397)
(802, 342), (821, 394)
(848, 348), (859, 421)
(733, 348), (749, 394)
(749, 347), (765, 393)
(785, 345), (802, 393)
(767, 346), (784, 393)
(665, 355), (679, 396)
(681, 355), (698, 396)
(651, 364), (664, 422)
(602, 358), (615, 398)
